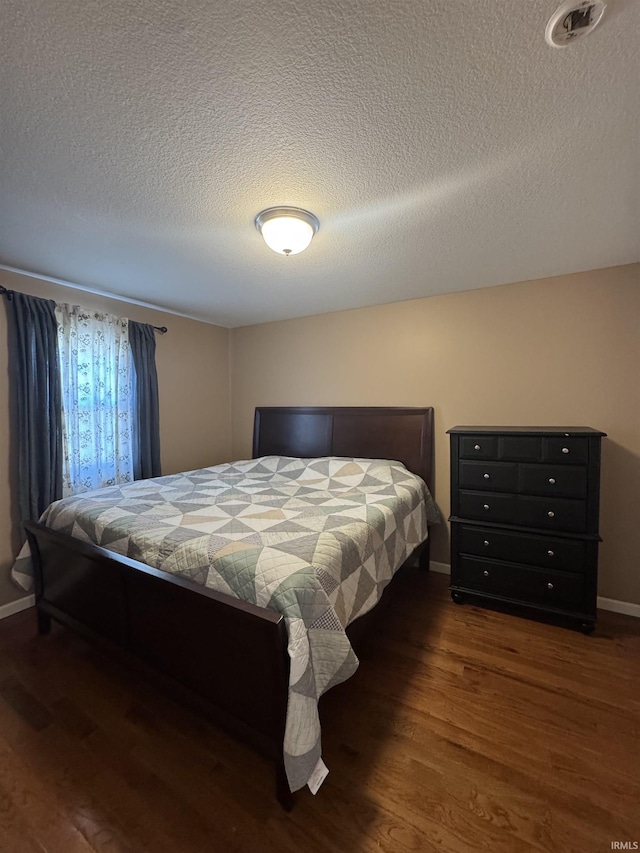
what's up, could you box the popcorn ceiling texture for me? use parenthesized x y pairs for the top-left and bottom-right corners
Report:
(1, 0), (638, 326)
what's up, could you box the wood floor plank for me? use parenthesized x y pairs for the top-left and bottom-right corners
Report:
(0, 572), (638, 853)
(0, 795), (48, 853)
(0, 675), (54, 732)
(0, 738), (95, 853)
(350, 661), (639, 824)
(0, 694), (155, 853)
(13, 644), (287, 845)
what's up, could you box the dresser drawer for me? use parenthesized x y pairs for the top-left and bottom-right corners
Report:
(460, 436), (498, 460)
(458, 525), (586, 572)
(459, 461), (518, 491)
(498, 436), (541, 461)
(519, 464), (587, 499)
(456, 556), (585, 611)
(542, 437), (588, 465)
(458, 491), (517, 524)
(518, 496), (586, 533)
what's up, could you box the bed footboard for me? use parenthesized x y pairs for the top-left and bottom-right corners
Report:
(24, 521), (293, 808)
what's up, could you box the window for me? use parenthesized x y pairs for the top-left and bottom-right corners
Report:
(55, 305), (135, 495)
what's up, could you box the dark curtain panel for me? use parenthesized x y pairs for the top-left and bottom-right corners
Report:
(129, 321), (162, 480)
(5, 292), (63, 522)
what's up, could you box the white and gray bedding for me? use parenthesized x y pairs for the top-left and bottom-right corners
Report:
(12, 455), (438, 792)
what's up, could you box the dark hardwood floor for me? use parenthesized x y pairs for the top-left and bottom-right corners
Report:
(0, 571), (638, 853)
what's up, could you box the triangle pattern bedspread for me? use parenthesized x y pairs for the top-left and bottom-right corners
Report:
(12, 455), (438, 792)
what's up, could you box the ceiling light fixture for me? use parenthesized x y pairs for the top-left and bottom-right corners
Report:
(255, 206), (319, 256)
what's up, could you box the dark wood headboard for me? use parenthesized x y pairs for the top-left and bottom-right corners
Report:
(252, 407), (434, 492)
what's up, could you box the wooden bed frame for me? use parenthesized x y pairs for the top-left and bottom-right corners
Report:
(25, 406), (435, 809)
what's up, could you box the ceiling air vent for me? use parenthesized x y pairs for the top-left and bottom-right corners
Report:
(545, 0), (608, 47)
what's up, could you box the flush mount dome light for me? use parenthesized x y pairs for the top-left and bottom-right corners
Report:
(255, 206), (319, 255)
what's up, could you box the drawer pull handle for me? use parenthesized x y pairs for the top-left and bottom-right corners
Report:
(483, 570), (489, 577)
(547, 511), (555, 518)
(483, 473), (490, 479)
(547, 582), (554, 590)
(547, 550), (555, 557)
(548, 478), (556, 484)
(483, 540), (490, 547)
(474, 444), (481, 451)
(483, 504), (490, 510)
(562, 447), (569, 454)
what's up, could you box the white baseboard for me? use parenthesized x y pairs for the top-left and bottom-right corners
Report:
(0, 594), (35, 621)
(596, 596), (640, 618)
(428, 562), (639, 619)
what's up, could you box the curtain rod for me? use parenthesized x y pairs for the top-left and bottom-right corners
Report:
(0, 285), (168, 333)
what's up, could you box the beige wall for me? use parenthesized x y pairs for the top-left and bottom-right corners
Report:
(0, 269), (231, 607)
(2, 263), (638, 609)
(230, 264), (640, 605)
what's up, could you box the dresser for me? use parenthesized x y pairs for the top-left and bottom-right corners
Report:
(447, 426), (606, 633)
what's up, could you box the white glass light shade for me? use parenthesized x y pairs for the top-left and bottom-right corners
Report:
(261, 216), (313, 255)
(255, 207), (319, 256)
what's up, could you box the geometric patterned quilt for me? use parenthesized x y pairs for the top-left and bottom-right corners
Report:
(11, 455), (439, 793)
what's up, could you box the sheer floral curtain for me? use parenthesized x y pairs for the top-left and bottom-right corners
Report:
(55, 304), (134, 495)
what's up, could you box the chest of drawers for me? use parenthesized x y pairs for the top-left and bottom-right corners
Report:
(447, 426), (606, 633)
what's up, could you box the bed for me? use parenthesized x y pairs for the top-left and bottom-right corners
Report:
(21, 406), (436, 808)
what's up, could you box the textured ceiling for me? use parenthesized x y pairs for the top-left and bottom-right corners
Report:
(1, 0), (638, 327)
